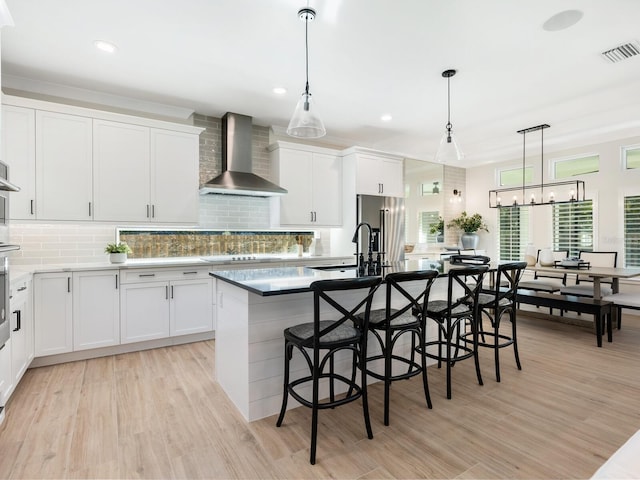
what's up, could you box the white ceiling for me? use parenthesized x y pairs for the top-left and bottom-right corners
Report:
(2, 0), (640, 166)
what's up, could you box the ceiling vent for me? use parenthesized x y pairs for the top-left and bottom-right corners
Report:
(601, 41), (640, 63)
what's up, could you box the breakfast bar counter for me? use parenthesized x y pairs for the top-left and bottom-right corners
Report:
(210, 259), (450, 421)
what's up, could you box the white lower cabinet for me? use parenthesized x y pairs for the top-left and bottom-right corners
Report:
(34, 272), (73, 357)
(72, 270), (120, 350)
(10, 278), (33, 388)
(120, 267), (214, 344)
(0, 337), (12, 406)
(120, 282), (171, 344)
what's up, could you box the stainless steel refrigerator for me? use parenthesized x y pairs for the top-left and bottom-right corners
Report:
(355, 194), (405, 264)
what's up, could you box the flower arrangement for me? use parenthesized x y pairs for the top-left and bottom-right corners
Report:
(104, 242), (132, 254)
(447, 211), (488, 233)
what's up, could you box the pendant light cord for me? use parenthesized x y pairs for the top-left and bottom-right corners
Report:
(304, 14), (310, 95)
(446, 75), (452, 130)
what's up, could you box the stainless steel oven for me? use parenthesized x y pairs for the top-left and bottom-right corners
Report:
(0, 160), (21, 350)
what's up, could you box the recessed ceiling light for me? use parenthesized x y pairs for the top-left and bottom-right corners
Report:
(273, 87), (287, 95)
(542, 10), (583, 32)
(94, 40), (117, 53)
(381, 114), (392, 122)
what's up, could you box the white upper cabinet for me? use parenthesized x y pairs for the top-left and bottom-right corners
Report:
(269, 142), (342, 227)
(340, 147), (404, 198)
(93, 120), (150, 222)
(150, 129), (200, 223)
(2, 105), (36, 219)
(36, 110), (93, 220)
(2, 95), (203, 224)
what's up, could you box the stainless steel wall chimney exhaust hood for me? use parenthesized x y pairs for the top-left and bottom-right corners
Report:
(199, 112), (288, 197)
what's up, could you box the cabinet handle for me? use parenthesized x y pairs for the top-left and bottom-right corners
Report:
(313, 211), (317, 222)
(171, 285), (174, 299)
(67, 277), (71, 293)
(310, 211), (313, 222)
(89, 202), (92, 217)
(139, 273), (155, 277)
(146, 205), (150, 218)
(183, 271), (198, 275)
(115, 274), (118, 290)
(381, 183), (384, 194)
(165, 286), (169, 299)
(30, 199), (34, 215)
(17, 286), (27, 292)
(152, 205), (155, 218)
(12, 310), (21, 332)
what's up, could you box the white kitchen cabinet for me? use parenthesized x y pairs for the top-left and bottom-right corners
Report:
(72, 270), (120, 351)
(3, 95), (203, 224)
(120, 281), (170, 344)
(151, 129), (200, 224)
(0, 338), (12, 406)
(35, 110), (93, 221)
(9, 277), (33, 389)
(341, 148), (404, 197)
(2, 105), (36, 220)
(120, 267), (213, 344)
(93, 119), (151, 222)
(170, 278), (213, 336)
(93, 122), (199, 223)
(269, 142), (342, 227)
(34, 272), (73, 357)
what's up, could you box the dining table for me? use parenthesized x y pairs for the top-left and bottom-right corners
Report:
(526, 264), (640, 300)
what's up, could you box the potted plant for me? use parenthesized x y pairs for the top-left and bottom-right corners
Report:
(447, 211), (488, 249)
(105, 242), (132, 264)
(429, 216), (445, 243)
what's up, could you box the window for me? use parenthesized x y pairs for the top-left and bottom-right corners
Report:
(498, 207), (529, 261)
(418, 211), (440, 244)
(553, 155), (599, 179)
(624, 195), (640, 267)
(499, 166), (533, 186)
(552, 201), (593, 257)
(624, 146), (640, 170)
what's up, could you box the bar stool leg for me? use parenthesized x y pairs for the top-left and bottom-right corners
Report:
(276, 342), (292, 427)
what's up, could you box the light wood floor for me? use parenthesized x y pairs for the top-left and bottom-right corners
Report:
(1, 312), (640, 479)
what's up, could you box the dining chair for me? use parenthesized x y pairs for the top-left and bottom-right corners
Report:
(471, 261), (527, 382)
(560, 251), (618, 298)
(420, 265), (488, 399)
(361, 269), (439, 426)
(519, 249), (568, 313)
(275, 276), (382, 465)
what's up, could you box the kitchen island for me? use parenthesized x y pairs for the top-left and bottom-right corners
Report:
(210, 259), (452, 421)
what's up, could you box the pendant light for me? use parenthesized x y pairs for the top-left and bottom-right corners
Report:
(435, 69), (464, 163)
(488, 124), (587, 208)
(287, 6), (326, 138)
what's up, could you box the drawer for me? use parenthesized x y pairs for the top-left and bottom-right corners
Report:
(120, 266), (211, 284)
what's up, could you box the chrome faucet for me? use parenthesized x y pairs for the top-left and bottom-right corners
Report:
(351, 222), (377, 275)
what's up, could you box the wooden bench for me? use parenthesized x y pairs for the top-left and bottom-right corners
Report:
(515, 289), (613, 347)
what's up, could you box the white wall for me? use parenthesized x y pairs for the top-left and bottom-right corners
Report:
(465, 134), (640, 264)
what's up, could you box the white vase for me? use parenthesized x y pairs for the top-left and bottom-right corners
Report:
(109, 252), (127, 264)
(460, 233), (479, 250)
(525, 244), (537, 266)
(539, 248), (554, 266)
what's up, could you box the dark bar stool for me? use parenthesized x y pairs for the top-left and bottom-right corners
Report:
(421, 265), (488, 399)
(361, 269), (439, 426)
(469, 261), (527, 382)
(275, 276), (382, 465)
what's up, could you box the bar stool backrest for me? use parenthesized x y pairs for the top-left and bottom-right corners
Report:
(384, 270), (439, 322)
(450, 254), (491, 265)
(447, 265), (489, 312)
(493, 261), (528, 304)
(309, 276), (382, 347)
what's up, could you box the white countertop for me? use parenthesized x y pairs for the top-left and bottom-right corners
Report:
(8, 255), (352, 283)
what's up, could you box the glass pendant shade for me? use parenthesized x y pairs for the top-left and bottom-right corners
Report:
(286, 91), (326, 138)
(435, 129), (464, 163)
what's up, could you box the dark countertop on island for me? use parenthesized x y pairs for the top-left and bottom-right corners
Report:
(209, 259), (449, 296)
